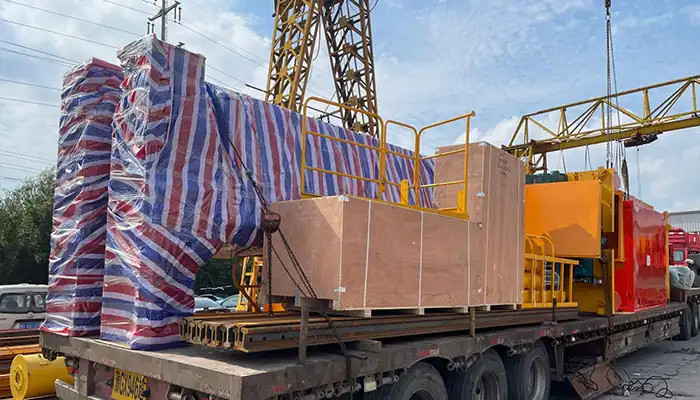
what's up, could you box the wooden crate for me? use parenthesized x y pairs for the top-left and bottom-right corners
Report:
(266, 196), (483, 314)
(433, 141), (526, 305)
(264, 142), (525, 314)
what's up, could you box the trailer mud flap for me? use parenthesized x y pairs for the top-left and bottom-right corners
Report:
(568, 362), (622, 400)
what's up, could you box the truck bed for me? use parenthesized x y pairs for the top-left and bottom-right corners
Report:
(41, 302), (685, 400)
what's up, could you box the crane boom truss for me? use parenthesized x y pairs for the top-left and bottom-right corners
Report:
(504, 75), (700, 173)
(266, 0), (321, 111)
(322, 0), (378, 135)
(266, 0), (379, 136)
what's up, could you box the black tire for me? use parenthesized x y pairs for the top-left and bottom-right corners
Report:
(691, 301), (700, 337)
(386, 362), (447, 400)
(676, 304), (693, 341)
(504, 342), (550, 400)
(447, 349), (507, 400)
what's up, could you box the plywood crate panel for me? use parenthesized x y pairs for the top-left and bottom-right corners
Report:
(266, 196), (484, 311)
(433, 142), (525, 305)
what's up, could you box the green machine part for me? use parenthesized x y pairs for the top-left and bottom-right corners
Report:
(525, 171), (569, 185)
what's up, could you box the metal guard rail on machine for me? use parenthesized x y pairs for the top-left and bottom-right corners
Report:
(300, 96), (578, 309)
(301, 96), (475, 220)
(523, 235), (577, 309)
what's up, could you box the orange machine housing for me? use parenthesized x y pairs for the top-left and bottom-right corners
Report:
(616, 197), (668, 312)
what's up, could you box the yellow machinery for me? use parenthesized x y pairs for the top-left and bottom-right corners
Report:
(10, 354), (73, 400)
(523, 167), (622, 315)
(505, 73), (699, 314)
(267, 0), (379, 136)
(235, 256), (285, 313)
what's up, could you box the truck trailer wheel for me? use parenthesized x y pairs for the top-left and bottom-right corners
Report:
(676, 304), (693, 341)
(504, 342), (550, 400)
(447, 349), (507, 400)
(385, 362), (448, 400)
(691, 301), (699, 337)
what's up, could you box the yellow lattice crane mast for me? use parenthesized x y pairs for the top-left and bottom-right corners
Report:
(266, 0), (379, 136)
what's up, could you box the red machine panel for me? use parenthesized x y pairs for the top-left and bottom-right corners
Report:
(615, 197), (668, 312)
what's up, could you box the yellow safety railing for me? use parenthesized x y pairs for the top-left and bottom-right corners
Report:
(384, 120), (420, 205)
(301, 96), (386, 200)
(417, 112), (475, 219)
(522, 234), (578, 309)
(301, 96), (476, 219)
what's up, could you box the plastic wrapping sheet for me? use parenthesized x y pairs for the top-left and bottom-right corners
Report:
(101, 38), (224, 349)
(99, 36), (435, 349)
(205, 84), (435, 246)
(42, 58), (123, 336)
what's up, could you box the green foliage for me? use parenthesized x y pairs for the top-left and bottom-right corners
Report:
(0, 168), (237, 292)
(0, 170), (55, 284)
(195, 257), (238, 296)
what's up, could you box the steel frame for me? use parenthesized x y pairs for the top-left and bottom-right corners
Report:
(300, 96), (476, 219)
(322, 0), (378, 136)
(505, 75), (700, 173)
(266, 0), (380, 137)
(266, 0), (321, 111)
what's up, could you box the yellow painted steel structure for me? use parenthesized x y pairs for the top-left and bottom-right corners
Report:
(300, 96), (475, 220)
(300, 96), (574, 310)
(521, 234), (578, 309)
(234, 256), (285, 313)
(266, 0), (380, 137)
(525, 180), (604, 259)
(505, 75), (700, 173)
(10, 354), (73, 400)
(523, 167), (628, 315)
(266, 0), (320, 112)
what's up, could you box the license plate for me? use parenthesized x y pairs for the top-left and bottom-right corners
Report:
(17, 321), (41, 329)
(111, 369), (149, 400)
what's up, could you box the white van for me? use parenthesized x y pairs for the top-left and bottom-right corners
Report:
(0, 284), (47, 330)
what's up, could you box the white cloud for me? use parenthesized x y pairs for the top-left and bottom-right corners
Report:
(0, 0), (698, 214)
(681, 4), (700, 25)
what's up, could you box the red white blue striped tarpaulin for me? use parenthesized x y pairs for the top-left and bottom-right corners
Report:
(61, 36), (435, 350)
(42, 58), (123, 336)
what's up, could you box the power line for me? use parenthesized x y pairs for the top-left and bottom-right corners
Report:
(0, 78), (61, 92)
(96, 0), (152, 15)
(0, 150), (55, 164)
(206, 64), (247, 86)
(0, 162), (46, 174)
(0, 18), (120, 49)
(0, 176), (24, 182)
(0, 97), (59, 108)
(1, 0), (142, 36)
(0, 46), (74, 68)
(0, 40), (78, 63)
(176, 22), (267, 68)
(205, 74), (244, 92)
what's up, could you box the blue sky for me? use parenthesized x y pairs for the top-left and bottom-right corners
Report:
(0, 0), (699, 210)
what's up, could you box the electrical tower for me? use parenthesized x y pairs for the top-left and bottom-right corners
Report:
(148, 0), (182, 42)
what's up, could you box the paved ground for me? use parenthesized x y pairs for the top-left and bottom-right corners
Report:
(599, 334), (700, 399)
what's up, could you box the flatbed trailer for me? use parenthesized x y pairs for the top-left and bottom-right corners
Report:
(40, 298), (700, 400)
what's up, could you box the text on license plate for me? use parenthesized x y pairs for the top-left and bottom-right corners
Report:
(112, 369), (149, 400)
(17, 322), (41, 329)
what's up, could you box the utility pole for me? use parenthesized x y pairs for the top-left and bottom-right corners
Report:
(148, 0), (182, 42)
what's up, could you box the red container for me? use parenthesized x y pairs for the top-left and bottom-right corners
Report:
(615, 197), (668, 312)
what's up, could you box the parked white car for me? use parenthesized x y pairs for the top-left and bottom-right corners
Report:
(0, 284), (47, 330)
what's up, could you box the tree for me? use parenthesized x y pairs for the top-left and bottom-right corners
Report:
(0, 168), (236, 290)
(0, 169), (55, 284)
